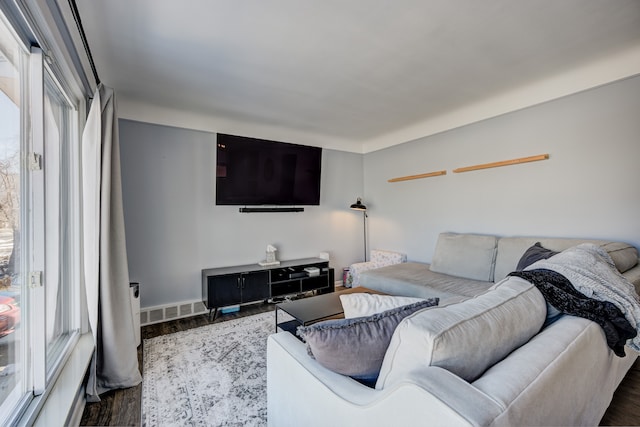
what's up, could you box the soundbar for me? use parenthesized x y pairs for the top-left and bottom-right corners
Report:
(239, 207), (304, 213)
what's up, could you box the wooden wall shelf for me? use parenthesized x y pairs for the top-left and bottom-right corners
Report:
(388, 154), (549, 183)
(388, 170), (447, 183)
(452, 154), (549, 174)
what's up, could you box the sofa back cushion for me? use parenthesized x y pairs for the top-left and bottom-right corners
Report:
(375, 276), (546, 389)
(494, 237), (639, 282)
(340, 293), (426, 318)
(515, 242), (559, 271)
(429, 232), (498, 281)
(600, 242), (639, 274)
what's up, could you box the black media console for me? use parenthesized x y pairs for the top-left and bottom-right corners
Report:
(202, 257), (334, 320)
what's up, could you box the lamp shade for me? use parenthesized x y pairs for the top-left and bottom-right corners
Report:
(350, 197), (367, 211)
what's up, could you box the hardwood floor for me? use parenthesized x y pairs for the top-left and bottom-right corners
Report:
(80, 302), (640, 426)
(599, 357), (640, 425)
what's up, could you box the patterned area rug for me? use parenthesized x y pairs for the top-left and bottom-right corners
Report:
(142, 311), (280, 426)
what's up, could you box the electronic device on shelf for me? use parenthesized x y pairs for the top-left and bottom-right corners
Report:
(303, 267), (320, 277)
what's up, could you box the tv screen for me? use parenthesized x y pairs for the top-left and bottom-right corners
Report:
(216, 133), (322, 206)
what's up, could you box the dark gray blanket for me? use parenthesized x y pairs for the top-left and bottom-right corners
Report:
(510, 269), (636, 357)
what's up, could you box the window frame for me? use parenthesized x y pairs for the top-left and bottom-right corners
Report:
(0, 8), (86, 425)
(43, 62), (81, 379)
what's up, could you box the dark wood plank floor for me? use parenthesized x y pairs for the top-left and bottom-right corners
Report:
(80, 302), (640, 426)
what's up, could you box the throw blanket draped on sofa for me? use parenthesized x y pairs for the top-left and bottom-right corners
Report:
(510, 269), (636, 356)
(515, 243), (640, 352)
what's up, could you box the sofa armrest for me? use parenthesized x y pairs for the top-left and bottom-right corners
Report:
(347, 261), (374, 287)
(371, 249), (407, 265)
(347, 250), (407, 287)
(472, 316), (637, 426)
(267, 332), (502, 427)
(622, 261), (640, 291)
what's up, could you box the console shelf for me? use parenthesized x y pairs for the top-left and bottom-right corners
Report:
(202, 258), (333, 319)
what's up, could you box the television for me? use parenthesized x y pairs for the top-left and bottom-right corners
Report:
(216, 133), (322, 206)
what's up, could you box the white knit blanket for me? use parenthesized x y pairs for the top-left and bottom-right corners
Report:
(529, 243), (640, 351)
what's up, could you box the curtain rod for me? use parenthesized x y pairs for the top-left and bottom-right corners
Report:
(68, 0), (100, 86)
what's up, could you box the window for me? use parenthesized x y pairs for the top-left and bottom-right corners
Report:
(0, 9), (82, 424)
(0, 13), (27, 418)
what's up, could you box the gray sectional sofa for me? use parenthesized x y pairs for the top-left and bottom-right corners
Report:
(267, 232), (640, 426)
(359, 232), (640, 302)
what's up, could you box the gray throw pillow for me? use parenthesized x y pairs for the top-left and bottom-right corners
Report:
(516, 242), (559, 271)
(516, 242), (561, 326)
(296, 298), (438, 385)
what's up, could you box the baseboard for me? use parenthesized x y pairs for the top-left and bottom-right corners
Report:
(140, 280), (342, 326)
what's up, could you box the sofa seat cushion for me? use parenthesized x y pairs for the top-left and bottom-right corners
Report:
(360, 262), (494, 300)
(429, 232), (498, 281)
(296, 298), (439, 384)
(375, 276), (546, 389)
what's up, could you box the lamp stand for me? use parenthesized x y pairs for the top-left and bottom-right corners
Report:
(363, 211), (368, 262)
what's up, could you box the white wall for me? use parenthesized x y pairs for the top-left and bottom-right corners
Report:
(119, 120), (365, 308)
(364, 75), (640, 263)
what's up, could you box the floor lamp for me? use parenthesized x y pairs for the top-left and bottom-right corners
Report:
(350, 198), (368, 261)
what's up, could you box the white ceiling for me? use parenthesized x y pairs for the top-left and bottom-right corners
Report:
(75, 0), (640, 153)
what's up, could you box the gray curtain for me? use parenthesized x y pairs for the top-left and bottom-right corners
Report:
(82, 84), (142, 401)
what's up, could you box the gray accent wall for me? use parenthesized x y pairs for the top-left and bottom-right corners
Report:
(119, 120), (364, 308)
(364, 75), (640, 263)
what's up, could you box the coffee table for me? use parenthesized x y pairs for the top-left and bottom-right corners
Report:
(275, 287), (384, 334)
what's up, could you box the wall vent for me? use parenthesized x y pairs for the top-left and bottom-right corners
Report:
(165, 306), (178, 319)
(179, 304), (192, 316)
(140, 299), (209, 326)
(149, 309), (164, 323)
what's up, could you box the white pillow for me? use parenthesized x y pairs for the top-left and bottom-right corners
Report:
(340, 293), (427, 318)
(375, 276), (546, 389)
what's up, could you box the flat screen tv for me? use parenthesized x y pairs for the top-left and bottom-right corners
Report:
(216, 133), (322, 206)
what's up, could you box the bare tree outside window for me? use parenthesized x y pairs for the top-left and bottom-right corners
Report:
(0, 150), (19, 289)
(0, 33), (22, 409)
